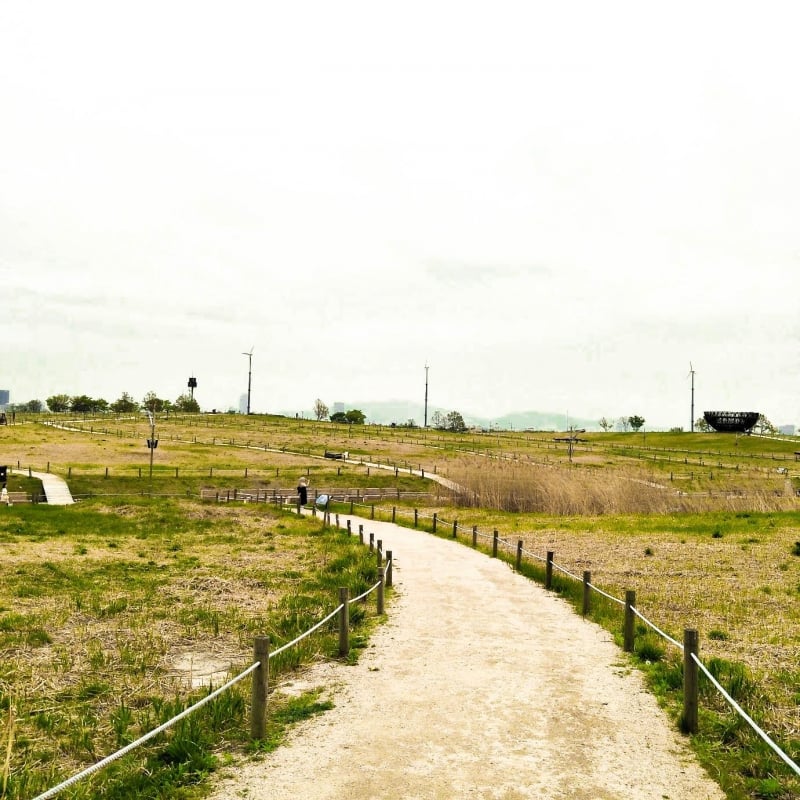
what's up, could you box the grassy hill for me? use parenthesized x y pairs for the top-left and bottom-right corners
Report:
(1, 412), (799, 799)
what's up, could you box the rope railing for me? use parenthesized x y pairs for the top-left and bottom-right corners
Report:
(692, 654), (800, 779)
(32, 662), (261, 800)
(270, 605), (344, 658)
(33, 512), (390, 800)
(631, 606), (684, 651)
(586, 581), (625, 606)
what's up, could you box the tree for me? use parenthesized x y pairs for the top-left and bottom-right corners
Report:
(598, 417), (613, 432)
(430, 410), (445, 429)
(47, 394), (71, 412)
(70, 395), (103, 413)
(695, 417), (710, 432)
(142, 392), (169, 413)
(445, 411), (467, 432)
(618, 416), (630, 432)
(313, 399), (329, 421)
(174, 393), (200, 412)
(628, 415), (645, 432)
(345, 409), (366, 425)
(330, 411), (348, 424)
(15, 399), (43, 413)
(756, 414), (776, 435)
(111, 392), (139, 413)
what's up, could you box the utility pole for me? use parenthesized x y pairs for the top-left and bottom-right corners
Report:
(242, 348), (253, 415)
(424, 363), (429, 428)
(689, 362), (696, 432)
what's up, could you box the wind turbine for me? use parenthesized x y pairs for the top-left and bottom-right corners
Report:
(688, 362), (696, 432)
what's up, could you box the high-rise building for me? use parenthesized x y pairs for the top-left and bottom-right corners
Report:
(333, 402), (345, 415)
(0, 390), (9, 410)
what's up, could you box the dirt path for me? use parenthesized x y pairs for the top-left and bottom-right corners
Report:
(208, 516), (724, 800)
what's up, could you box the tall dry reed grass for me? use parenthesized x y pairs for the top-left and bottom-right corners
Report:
(448, 458), (797, 515)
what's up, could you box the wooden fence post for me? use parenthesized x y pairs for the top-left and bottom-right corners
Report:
(683, 629), (699, 733)
(350, 499), (354, 514)
(371, 504), (375, 520)
(338, 589), (349, 657)
(376, 540), (383, 566)
(516, 540), (523, 571)
(369, 533), (374, 552)
(347, 520), (352, 535)
(251, 636), (269, 739)
(492, 530), (499, 558)
(386, 550), (393, 587)
(359, 524), (364, 544)
(582, 571), (591, 616)
(545, 551), (553, 589)
(432, 513), (437, 533)
(624, 590), (636, 652)
(414, 509), (418, 527)
(392, 506), (396, 523)
(472, 525), (478, 547)
(377, 568), (385, 615)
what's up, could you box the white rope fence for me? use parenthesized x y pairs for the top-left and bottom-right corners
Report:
(32, 662), (261, 800)
(692, 654), (800, 779)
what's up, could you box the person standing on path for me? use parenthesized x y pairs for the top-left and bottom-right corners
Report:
(296, 477), (308, 507)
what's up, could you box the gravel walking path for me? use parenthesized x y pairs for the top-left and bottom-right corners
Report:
(208, 515), (724, 800)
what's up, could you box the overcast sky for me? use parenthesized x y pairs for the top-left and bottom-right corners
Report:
(2, 1), (798, 428)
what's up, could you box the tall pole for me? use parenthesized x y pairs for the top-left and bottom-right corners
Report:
(424, 363), (429, 428)
(243, 348), (253, 415)
(149, 414), (155, 481)
(689, 362), (695, 433)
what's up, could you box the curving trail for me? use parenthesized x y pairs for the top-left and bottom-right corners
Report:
(209, 515), (724, 800)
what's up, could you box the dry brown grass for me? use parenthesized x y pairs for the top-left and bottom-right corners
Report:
(447, 456), (798, 515)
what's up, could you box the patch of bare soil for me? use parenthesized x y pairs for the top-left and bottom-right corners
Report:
(207, 516), (725, 800)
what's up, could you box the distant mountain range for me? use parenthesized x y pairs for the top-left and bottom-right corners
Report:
(284, 400), (598, 432)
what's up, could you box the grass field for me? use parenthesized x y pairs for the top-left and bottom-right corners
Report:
(1, 412), (799, 799)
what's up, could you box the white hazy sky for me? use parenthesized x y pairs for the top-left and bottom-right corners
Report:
(2, 1), (798, 428)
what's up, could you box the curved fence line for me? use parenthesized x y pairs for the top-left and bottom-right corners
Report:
(692, 654), (800, 778)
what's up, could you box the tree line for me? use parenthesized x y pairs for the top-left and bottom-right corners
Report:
(31, 391), (201, 414)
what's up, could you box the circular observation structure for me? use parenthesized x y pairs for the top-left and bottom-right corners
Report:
(703, 411), (759, 433)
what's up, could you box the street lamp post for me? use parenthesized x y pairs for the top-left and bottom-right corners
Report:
(242, 348), (253, 415)
(142, 410), (157, 489)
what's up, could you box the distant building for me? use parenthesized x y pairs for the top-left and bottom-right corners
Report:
(0, 390), (9, 410)
(779, 424), (796, 436)
(333, 402), (345, 415)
